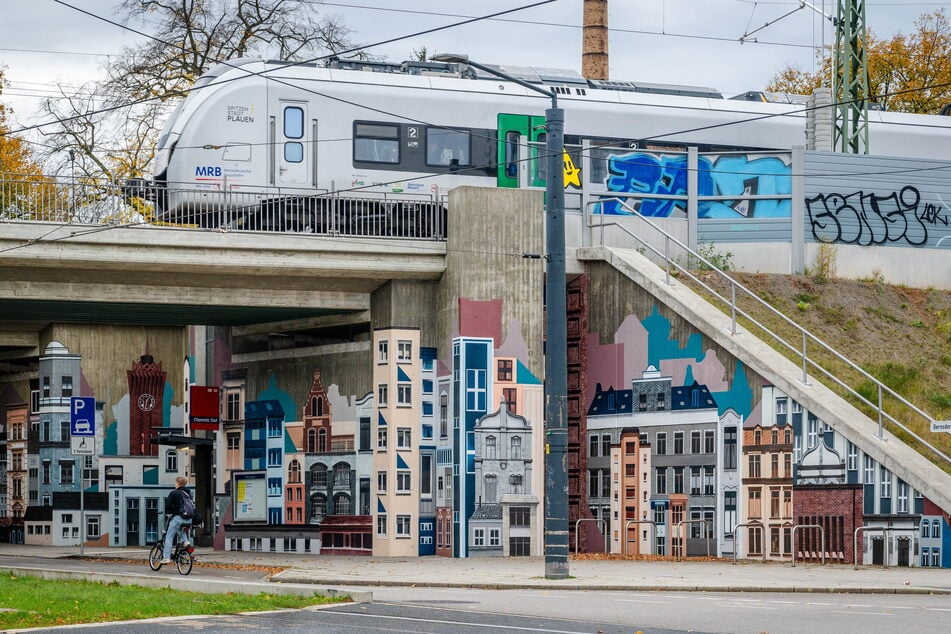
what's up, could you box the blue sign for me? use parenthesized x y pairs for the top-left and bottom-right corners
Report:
(70, 396), (96, 436)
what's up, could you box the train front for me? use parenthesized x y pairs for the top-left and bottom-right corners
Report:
(145, 59), (270, 225)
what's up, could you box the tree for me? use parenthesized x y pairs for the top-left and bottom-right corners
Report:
(38, 0), (356, 183)
(1, 69), (56, 220)
(766, 9), (951, 114)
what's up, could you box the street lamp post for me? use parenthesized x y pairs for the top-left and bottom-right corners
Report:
(432, 54), (568, 579)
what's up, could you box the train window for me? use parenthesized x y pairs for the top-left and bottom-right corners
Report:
(284, 107), (304, 139)
(284, 142), (303, 163)
(426, 128), (470, 167)
(504, 131), (520, 178)
(354, 122), (400, 164)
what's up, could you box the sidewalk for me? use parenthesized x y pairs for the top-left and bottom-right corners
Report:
(2, 544), (950, 595)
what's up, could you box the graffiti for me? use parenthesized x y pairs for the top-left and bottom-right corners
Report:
(805, 186), (949, 246)
(600, 152), (792, 218)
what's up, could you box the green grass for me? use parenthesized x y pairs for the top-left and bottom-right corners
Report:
(0, 574), (347, 629)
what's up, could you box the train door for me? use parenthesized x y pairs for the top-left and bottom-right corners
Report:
(497, 114), (547, 188)
(275, 102), (312, 188)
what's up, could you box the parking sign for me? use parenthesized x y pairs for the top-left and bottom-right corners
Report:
(70, 396), (96, 436)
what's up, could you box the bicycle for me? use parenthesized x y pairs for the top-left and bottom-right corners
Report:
(148, 520), (195, 575)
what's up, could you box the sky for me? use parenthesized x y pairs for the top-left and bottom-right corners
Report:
(1, 0), (948, 130)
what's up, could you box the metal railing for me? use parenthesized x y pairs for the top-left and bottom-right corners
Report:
(584, 197), (950, 467)
(674, 519), (711, 560)
(623, 520), (656, 556)
(0, 172), (448, 241)
(732, 521), (767, 564)
(790, 523), (826, 566)
(574, 518), (608, 553)
(853, 526), (887, 569)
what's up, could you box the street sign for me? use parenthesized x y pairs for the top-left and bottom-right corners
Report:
(70, 396), (96, 436)
(70, 435), (94, 455)
(932, 420), (951, 433)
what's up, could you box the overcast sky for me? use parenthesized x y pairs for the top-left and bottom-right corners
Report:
(2, 0), (948, 127)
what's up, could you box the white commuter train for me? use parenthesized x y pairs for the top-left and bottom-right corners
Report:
(148, 57), (951, 232)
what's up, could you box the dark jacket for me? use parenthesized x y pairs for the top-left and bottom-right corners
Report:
(164, 487), (192, 517)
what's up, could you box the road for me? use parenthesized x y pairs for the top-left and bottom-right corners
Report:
(4, 556), (951, 633)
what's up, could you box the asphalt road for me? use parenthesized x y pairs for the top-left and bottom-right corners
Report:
(5, 556), (951, 633)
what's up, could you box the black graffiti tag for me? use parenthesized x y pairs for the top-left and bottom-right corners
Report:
(805, 186), (944, 246)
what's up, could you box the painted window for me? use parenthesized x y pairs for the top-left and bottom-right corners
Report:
(489, 528), (501, 547)
(673, 432), (684, 455)
(397, 470), (411, 494)
(378, 340), (388, 363)
(847, 442), (858, 471)
(376, 514), (387, 537)
(880, 467), (891, 498)
(497, 359), (513, 381)
(397, 340), (412, 362)
(397, 427), (412, 449)
(484, 474), (497, 503)
(377, 428), (387, 450)
(165, 450), (178, 472)
(691, 431), (702, 454)
(486, 435), (497, 459)
(897, 480), (909, 513)
(775, 397), (787, 426)
(466, 369), (487, 412)
(511, 436), (522, 459)
(378, 384), (388, 407)
(377, 471), (387, 494)
(396, 515), (411, 538)
(655, 467), (667, 494)
(397, 383), (412, 406)
(704, 430), (715, 453)
(473, 528), (485, 546)
(656, 432), (668, 455)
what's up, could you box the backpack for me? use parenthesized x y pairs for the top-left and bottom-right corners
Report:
(179, 490), (195, 519)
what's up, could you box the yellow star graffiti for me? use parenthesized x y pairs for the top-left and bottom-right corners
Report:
(563, 150), (581, 189)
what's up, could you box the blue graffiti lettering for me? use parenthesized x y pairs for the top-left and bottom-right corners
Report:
(599, 152), (792, 219)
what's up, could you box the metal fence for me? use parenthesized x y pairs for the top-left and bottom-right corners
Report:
(0, 172), (448, 241)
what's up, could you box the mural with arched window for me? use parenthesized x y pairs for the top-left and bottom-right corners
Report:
(288, 459), (301, 484)
(333, 493), (352, 515)
(333, 462), (351, 489)
(310, 493), (327, 522)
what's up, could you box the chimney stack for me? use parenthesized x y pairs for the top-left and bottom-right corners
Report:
(582, 0), (609, 80)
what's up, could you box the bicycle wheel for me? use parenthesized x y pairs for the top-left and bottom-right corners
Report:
(148, 544), (163, 571)
(176, 549), (193, 575)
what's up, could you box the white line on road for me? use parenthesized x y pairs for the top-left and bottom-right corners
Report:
(328, 609), (606, 634)
(715, 604), (778, 610)
(833, 611), (891, 616)
(616, 599), (672, 605)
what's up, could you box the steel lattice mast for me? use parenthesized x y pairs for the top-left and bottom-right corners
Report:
(834, 0), (870, 153)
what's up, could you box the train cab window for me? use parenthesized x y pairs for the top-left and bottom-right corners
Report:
(426, 128), (470, 167)
(354, 123), (400, 164)
(284, 107), (304, 138)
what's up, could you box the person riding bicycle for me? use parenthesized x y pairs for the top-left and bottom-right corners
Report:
(160, 475), (194, 564)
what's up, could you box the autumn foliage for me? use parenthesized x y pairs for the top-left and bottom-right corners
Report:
(766, 9), (951, 114)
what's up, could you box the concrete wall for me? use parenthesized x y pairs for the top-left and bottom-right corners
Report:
(439, 187), (545, 376)
(371, 280), (437, 348)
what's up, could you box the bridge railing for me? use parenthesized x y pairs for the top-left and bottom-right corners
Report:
(0, 172), (447, 241)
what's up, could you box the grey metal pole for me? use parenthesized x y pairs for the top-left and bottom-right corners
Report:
(544, 103), (569, 580)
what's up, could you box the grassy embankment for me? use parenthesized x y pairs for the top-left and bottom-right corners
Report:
(0, 574), (347, 629)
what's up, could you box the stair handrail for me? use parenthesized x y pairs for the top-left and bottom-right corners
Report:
(583, 196), (950, 466)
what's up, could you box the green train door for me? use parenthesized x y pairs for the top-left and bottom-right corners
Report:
(497, 113), (548, 188)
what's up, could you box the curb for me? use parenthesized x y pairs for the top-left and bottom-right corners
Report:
(0, 566), (373, 603)
(270, 571), (951, 595)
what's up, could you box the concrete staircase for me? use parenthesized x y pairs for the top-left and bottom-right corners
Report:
(576, 245), (951, 512)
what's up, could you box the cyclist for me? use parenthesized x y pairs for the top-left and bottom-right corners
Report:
(160, 475), (194, 564)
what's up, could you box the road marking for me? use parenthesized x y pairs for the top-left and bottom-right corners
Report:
(328, 609), (606, 634)
(925, 608), (951, 612)
(616, 599), (672, 605)
(833, 610), (891, 616)
(805, 602), (834, 606)
(716, 604), (777, 610)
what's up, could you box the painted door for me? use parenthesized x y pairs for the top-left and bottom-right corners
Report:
(871, 537), (884, 565)
(276, 102), (311, 187)
(497, 113), (547, 188)
(897, 538), (910, 566)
